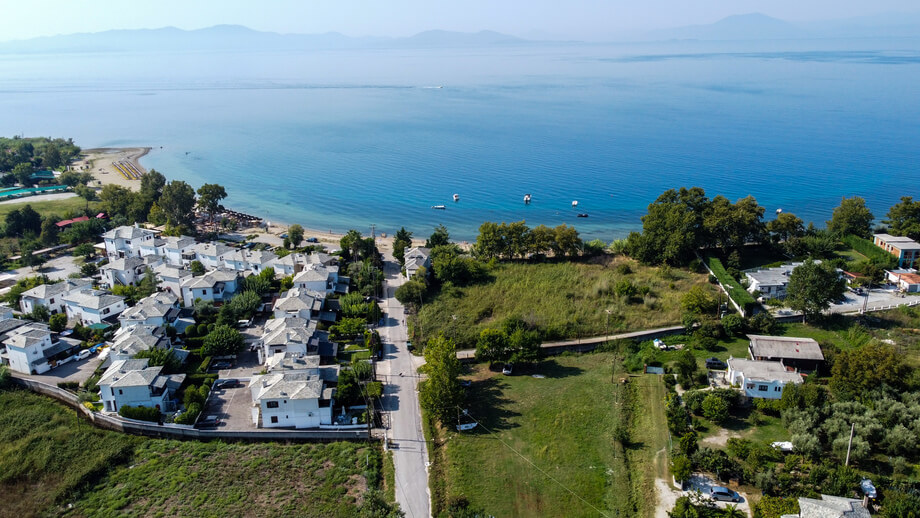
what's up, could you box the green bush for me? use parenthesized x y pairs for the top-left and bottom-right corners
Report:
(49, 313), (68, 333)
(118, 405), (160, 422)
(174, 402), (201, 424)
(199, 356), (211, 373)
(705, 257), (757, 314)
(841, 234), (898, 268)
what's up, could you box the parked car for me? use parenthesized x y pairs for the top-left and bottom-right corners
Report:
(213, 379), (242, 390)
(502, 363), (514, 375)
(705, 357), (727, 370)
(211, 361), (233, 370)
(460, 379), (473, 388)
(196, 415), (222, 428)
(306, 237), (319, 243)
(77, 349), (92, 361)
(710, 486), (740, 502)
(406, 341), (413, 351)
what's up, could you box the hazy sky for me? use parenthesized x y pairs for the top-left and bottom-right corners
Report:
(1, 0), (917, 41)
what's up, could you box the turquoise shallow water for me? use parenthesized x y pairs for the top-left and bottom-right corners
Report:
(0, 39), (918, 240)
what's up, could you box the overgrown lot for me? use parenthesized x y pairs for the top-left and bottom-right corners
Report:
(413, 258), (713, 349)
(427, 353), (669, 517)
(0, 389), (380, 518)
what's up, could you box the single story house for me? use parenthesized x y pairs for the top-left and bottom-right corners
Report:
(745, 262), (818, 299)
(748, 334), (824, 371)
(886, 268), (920, 293)
(726, 358), (803, 399)
(873, 233), (920, 269)
(62, 289), (127, 325)
(781, 494), (870, 518)
(19, 278), (93, 315)
(98, 358), (185, 413)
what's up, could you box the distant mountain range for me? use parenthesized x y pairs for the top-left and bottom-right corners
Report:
(0, 25), (528, 54)
(2, 12), (919, 54)
(646, 12), (920, 41)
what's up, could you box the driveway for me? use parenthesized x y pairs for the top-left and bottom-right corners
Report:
(378, 254), (430, 518)
(201, 381), (253, 430)
(5, 253), (82, 283)
(217, 347), (262, 379)
(22, 355), (102, 386)
(830, 286), (916, 314)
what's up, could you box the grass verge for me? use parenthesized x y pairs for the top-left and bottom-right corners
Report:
(0, 196), (99, 221)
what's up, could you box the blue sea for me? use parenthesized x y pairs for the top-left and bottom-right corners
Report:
(1, 38), (918, 241)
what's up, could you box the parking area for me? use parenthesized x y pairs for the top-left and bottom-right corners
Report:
(22, 355), (102, 386)
(830, 286), (913, 314)
(200, 381), (254, 430)
(684, 474), (750, 514)
(217, 348), (262, 379)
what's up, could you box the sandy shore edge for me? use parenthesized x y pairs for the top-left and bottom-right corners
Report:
(82, 147), (425, 253)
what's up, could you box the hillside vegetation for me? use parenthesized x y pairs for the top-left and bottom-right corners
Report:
(412, 257), (713, 349)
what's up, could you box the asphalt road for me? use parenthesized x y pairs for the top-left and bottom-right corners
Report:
(378, 255), (430, 518)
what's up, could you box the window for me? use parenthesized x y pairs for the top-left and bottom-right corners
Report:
(102, 308), (110, 315)
(49, 298), (55, 304)
(270, 416), (278, 423)
(266, 401), (279, 408)
(118, 389), (123, 395)
(774, 386), (782, 392)
(758, 385), (768, 392)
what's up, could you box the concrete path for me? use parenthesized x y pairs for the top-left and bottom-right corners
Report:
(378, 254), (430, 518)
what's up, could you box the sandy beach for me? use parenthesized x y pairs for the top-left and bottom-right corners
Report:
(77, 147), (151, 192)
(79, 147), (425, 254)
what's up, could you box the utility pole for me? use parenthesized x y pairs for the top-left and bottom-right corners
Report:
(845, 422), (855, 466)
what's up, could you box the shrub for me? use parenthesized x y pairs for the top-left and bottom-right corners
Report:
(118, 405), (161, 422)
(48, 312), (68, 333)
(615, 262), (632, 275)
(721, 313), (744, 337)
(702, 393), (729, 424)
(174, 402), (201, 425)
(199, 356), (211, 373)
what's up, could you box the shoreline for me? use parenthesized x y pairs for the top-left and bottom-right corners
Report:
(85, 147), (426, 253)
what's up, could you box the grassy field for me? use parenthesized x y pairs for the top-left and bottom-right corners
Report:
(413, 257), (714, 349)
(0, 389), (380, 518)
(428, 353), (669, 517)
(0, 196), (98, 221)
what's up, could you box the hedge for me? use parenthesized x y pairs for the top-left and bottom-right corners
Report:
(118, 405), (161, 422)
(705, 256), (757, 315)
(841, 234), (898, 268)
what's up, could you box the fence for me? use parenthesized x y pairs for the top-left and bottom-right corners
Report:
(11, 376), (369, 442)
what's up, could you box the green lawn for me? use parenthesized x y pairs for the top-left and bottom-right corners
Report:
(429, 353), (669, 517)
(0, 389), (379, 518)
(0, 196), (98, 221)
(414, 257), (714, 349)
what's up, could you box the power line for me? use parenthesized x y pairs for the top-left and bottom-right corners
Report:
(456, 406), (611, 518)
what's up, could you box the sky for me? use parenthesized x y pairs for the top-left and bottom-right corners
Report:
(1, 0), (917, 41)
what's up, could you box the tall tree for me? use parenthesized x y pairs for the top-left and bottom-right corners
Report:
(43, 145), (63, 170)
(99, 184), (137, 219)
(827, 196), (874, 238)
(474, 221), (504, 260)
(553, 224), (581, 257)
(393, 227), (413, 265)
(140, 169), (166, 201)
(196, 183), (227, 222)
(74, 184), (97, 210)
(426, 224), (450, 248)
(420, 335), (463, 425)
(12, 162), (35, 187)
(159, 180), (196, 228)
(288, 224), (304, 247)
(786, 259), (847, 322)
(766, 212), (805, 242)
(627, 187), (710, 265)
(883, 196), (920, 241)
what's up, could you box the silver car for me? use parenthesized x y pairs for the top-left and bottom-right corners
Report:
(710, 486), (740, 502)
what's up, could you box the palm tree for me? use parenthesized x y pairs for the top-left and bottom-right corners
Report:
(722, 503), (744, 518)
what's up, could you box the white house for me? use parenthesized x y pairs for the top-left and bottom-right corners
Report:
(257, 317), (321, 363)
(119, 292), (181, 328)
(153, 263), (192, 296)
(190, 243), (234, 270)
(98, 358), (185, 413)
(178, 268), (241, 307)
(222, 249), (278, 274)
(62, 289), (127, 325)
(101, 224), (158, 259)
(726, 358), (803, 400)
(107, 325), (172, 364)
(19, 278), (93, 316)
(100, 256), (147, 288)
(249, 354), (334, 429)
(159, 235), (198, 266)
(292, 264), (338, 294)
(3, 323), (59, 375)
(745, 262), (820, 299)
(270, 252), (336, 276)
(272, 288), (325, 320)
(404, 247), (431, 281)
(886, 268), (920, 293)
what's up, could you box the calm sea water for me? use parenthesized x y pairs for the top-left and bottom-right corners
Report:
(1, 39), (918, 241)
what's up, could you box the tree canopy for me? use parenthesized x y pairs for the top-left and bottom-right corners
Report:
(785, 259), (847, 322)
(159, 180), (197, 228)
(197, 183), (227, 221)
(420, 335), (463, 424)
(883, 196), (920, 241)
(827, 196), (873, 238)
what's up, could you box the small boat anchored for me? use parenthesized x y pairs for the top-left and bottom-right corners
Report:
(524, 193), (532, 204)
(577, 213), (589, 218)
(453, 194), (460, 202)
(431, 205), (446, 210)
(572, 200), (579, 208)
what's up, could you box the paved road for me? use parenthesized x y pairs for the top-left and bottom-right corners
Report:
(377, 255), (430, 518)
